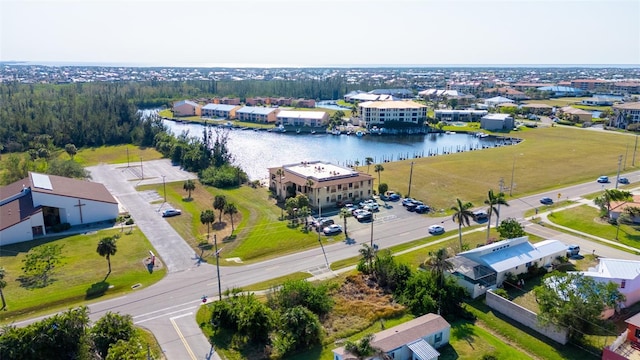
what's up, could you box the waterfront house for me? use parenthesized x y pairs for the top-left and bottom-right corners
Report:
(172, 100), (201, 117)
(277, 110), (328, 128)
(521, 103), (553, 116)
(332, 313), (450, 360)
(358, 100), (427, 127)
(236, 106), (279, 123)
(484, 96), (514, 107)
(268, 161), (373, 210)
(434, 109), (488, 122)
(448, 236), (566, 298)
(559, 106), (592, 123)
(0, 173), (119, 245)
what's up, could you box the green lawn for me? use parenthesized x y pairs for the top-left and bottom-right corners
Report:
(73, 144), (163, 166)
(0, 228), (166, 324)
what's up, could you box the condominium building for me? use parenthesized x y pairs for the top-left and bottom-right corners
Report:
(358, 100), (427, 127)
(613, 102), (640, 128)
(201, 104), (241, 119)
(277, 110), (329, 127)
(236, 106), (279, 123)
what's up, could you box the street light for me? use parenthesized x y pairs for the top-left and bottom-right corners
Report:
(213, 234), (222, 301)
(162, 175), (166, 203)
(509, 153), (523, 196)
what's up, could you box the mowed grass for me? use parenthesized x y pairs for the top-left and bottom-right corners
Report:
(546, 204), (640, 250)
(0, 228), (166, 324)
(357, 126), (639, 215)
(73, 144), (163, 166)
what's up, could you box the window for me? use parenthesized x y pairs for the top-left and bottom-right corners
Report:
(621, 280), (626, 289)
(636, 328), (640, 338)
(338, 184), (342, 190)
(349, 183), (353, 188)
(526, 262), (532, 267)
(435, 332), (443, 343)
(338, 195), (342, 200)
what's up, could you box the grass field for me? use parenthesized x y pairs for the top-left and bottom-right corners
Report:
(73, 144), (163, 166)
(0, 228), (166, 324)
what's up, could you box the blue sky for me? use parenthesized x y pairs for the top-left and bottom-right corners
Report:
(1, 0), (639, 66)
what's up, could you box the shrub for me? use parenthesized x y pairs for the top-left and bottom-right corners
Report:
(493, 288), (509, 299)
(125, 218), (134, 225)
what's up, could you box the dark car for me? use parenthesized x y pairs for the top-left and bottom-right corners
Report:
(387, 193), (401, 201)
(402, 197), (415, 207)
(162, 209), (182, 217)
(540, 197), (554, 205)
(619, 177), (630, 184)
(415, 205), (430, 214)
(473, 210), (488, 221)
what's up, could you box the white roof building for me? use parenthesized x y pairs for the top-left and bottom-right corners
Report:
(572, 258), (640, 309)
(276, 110), (329, 127)
(485, 96), (515, 107)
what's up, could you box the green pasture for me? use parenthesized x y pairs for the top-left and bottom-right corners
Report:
(0, 228), (165, 324)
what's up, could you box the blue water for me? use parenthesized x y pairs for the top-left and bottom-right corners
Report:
(162, 120), (511, 180)
(315, 100), (352, 111)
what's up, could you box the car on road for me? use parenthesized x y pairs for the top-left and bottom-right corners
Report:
(597, 176), (609, 183)
(540, 197), (554, 205)
(567, 244), (580, 257)
(323, 224), (342, 235)
(473, 210), (488, 221)
(619, 177), (630, 184)
(162, 208), (182, 217)
(428, 224), (445, 235)
(415, 205), (431, 214)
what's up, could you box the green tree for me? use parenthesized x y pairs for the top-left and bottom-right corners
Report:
(274, 306), (323, 356)
(378, 183), (388, 196)
(21, 244), (64, 287)
(91, 312), (136, 358)
(374, 164), (384, 187)
(285, 197), (299, 221)
(97, 236), (118, 277)
(213, 195), (227, 225)
(358, 243), (376, 275)
(224, 203), (238, 232)
(451, 198), (474, 251)
(105, 337), (147, 360)
(594, 188), (632, 217)
(496, 218), (526, 239)
(268, 279), (334, 315)
(372, 250), (412, 294)
(422, 248), (453, 287)
(0, 267), (6, 310)
(344, 333), (390, 360)
(200, 209), (215, 240)
(534, 273), (625, 340)
(64, 143), (77, 159)
(484, 189), (509, 242)
(183, 179), (195, 200)
(46, 159), (90, 179)
(365, 157), (374, 173)
(340, 207), (352, 237)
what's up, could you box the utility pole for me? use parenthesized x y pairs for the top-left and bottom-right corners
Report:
(633, 135), (638, 167)
(214, 234), (222, 301)
(615, 154), (623, 189)
(509, 156), (516, 196)
(127, 147), (130, 168)
(407, 161), (414, 197)
(496, 178), (504, 228)
(162, 175), (166, 203)
(318, 231), (329, 268)
(370, 215), (374, 249)
(140, 157), (144, 180)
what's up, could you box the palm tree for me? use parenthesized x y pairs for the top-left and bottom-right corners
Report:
(374, 164), (384, 187)
(224, 203), (238, 232)
(276, 168), (285, 219)
(213, 195), (227, 225)
(306, 179), (314, 195)
(423, 248), (453, 287)
(97, 236), (118, 277)
(340, 207), (352, 237)
(594, 189), (632, 216)
(484, 189), (509, 242)
(200, 209), (215, 240)
(359, 244), (376, 275)
(0, 267), (6, 310)
(365, 157), (374, 173)
(343, 333), (390, 360)
(451, 198), (474, 251)
(183, 179), (195, 200)
(353, 160), (360, 168)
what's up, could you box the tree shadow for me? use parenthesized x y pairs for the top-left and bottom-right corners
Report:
(222, 234), (237, 243)
(182, 197), (194, 202)
(344, 237), (357, 245)
(212, 222), (228, 231)
(452, 321), (477, 349)
(85, 281), (110, 300)
(17, 275), (56, 289)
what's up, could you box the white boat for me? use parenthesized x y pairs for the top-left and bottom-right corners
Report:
(311, 130), (317, 134)
(331, 129), (341, 135)
(356, 131), (364, 137)
(446, 131), (456, 135)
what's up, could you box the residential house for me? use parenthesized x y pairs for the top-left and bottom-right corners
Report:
(236, 106), (279, 123)
(483, 87), (530, 101)
(268, 161), (373, 210)
(277, 110), (329, 128)
(609, 194), (640, 222)
(294, 98), (316, 108)
(245, 97), (268, 106)
(172, 100), (201, 117)
(434, 109), (488, 122)
(602, 312), (640, 360)
(213, 97), (241, 105)
(0, 172), (119, 245)
(201, 104), (241, 119)
(612, 102), (640, 129)
(512, 82), (554, 91)
(581, 97), (614, 106)
(358, 100), (427, 127)
(559, 106), (592, 123)
(332, 313), (451, 360)
(480, 113), (514, 131)
(572, 258), (640, 315)
(521, 103), (553, 116)
(369, 88), (414, 99)
(448, 236), (566, 298)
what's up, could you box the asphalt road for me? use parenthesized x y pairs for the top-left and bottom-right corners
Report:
(17, 159), (640, 360)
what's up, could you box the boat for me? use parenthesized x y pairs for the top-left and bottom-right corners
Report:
(346, 131), (352, 136)
(296, 129), (301, 134)
(356, 131), (364, 137)
(445, 131), (456, 135)
(331, 129), (341, 135)
(311, 130), (317, 134)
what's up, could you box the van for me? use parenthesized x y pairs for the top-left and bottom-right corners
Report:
(567, 245), (580, 257)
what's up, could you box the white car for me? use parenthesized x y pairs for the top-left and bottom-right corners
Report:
(323, 224), (343, 235)
(428, 224), (445, 235)
(364, 203), (379, 211)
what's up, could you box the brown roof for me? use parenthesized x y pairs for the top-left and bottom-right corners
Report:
(0, 173), (117, 205)
(522, 103), (553, 109)
(614, 82), (640, 87)
(560, 106), (591, 115)
(0, 190), (41, 231)
(613, 102), (640, 110)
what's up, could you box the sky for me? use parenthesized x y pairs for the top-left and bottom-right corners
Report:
(1, 0), (639, 67)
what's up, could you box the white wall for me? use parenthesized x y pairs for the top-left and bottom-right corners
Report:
(32, 193), (118, 226)
(0, 212), (45, 245)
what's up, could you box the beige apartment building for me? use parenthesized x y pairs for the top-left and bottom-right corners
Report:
(358, 100), (427, 127)
(268, 161), (374, 209)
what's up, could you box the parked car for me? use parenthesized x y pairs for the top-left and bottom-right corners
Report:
(359, 199), (377, 208)
(314, 218), (334, 230)
(402, 197), (416, 206)
(162, 209), (182, 217)
(364, 203), (379, 212)
(323, 224), (342, 235)
(387, 193), (401, 201)
(415, 205), (431, 214)
(428, 224), (445, 235)
(540, 197), (554, 205)
(567, 244), (580, 257)
(353, 209), (372, 221)
(597, 176), (609, 183)
(619, 177), (630, 184)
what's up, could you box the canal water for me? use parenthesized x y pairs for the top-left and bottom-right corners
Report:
(162, 120), (510, 180)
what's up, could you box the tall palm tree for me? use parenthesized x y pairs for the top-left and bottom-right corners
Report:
(200, 209), (215, 240)
(213, 195), (227, 225)
(423, 248), (453, 287)
(365, 157), (374, 173)
(359, 243), (376, 275)
(451, 198), (474, 251)
(353, 160), (360, 168)
(183, 179), (195, 200)
(224, 203), (238, 232)
(97, 236), (118, 276)
(0, 267), (6, 310)
(374, 164), (384, 187)
(340, 207), (352, 237)
(484, 189), (509, 242)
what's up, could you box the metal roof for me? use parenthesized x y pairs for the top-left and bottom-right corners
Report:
(407, 339), (440, 360)
(583, 259), (640, 280)
(236, 106), (278, 115)
(277, 110), (327, 120)
(462, 239), (567, 273)
(202, 104), (238, 111)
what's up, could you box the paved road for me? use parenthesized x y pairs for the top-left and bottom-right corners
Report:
(18, 159), (640, 360)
